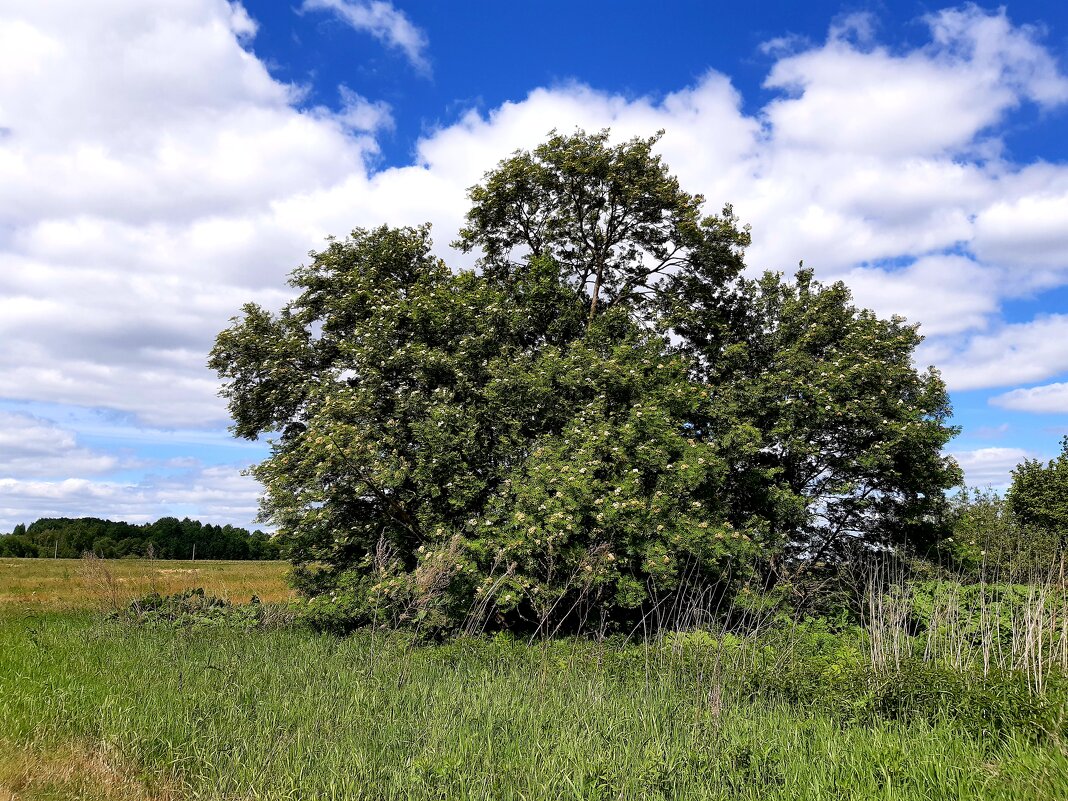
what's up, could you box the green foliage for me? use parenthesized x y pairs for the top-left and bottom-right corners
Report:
(865, 660), (1066, 738)
(906, 579), (1068, 656)
(4, 612), (1068, 800)
(115, 588), (292, 629)
(696, 269), (961, 560)
(212, 129), (962, 635)
(455, 128), (749, 323)
(1008, 436), (1068, 540)
(668, 616), (1068, 740)
(940, 487), (1062, 577)
(0, 534), (36, 558)
(937, 440), (1068, 578)
(212, 225), (752, 633)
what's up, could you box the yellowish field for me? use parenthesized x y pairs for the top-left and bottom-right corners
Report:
(0, 557), (293, 611)
(0, 738), (167, 801)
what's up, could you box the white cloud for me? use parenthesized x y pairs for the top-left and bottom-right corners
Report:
(301, 0), (429, 74)
(0, 1), (372, 428)
(949, 446), (1031, 487)
(0, 463), (263, 532)
(0, 412), (118, 478)
(334, 85), (393, 133)
(921, 316), (1068, 391)
(763, 6), (1068, 158)
(842, 255), (999, 337)
(925, 6), (1068, 106)
(828, 12), (879, 46)
(973, 189), (1068, 269)
(0, 405), (267, 529)
(991, 382), (1068, 413)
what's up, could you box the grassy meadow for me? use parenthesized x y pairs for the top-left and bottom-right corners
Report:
(3, 558), (1068, 800)
(0, 557), (293, 612)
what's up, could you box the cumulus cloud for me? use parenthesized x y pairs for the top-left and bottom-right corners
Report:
(0, 1), (369, 428)
(926, 6), (1068, 106)
(0, 412), (118, 478)
(991, 382), (1068, 414)
(301, 0), (430, 74)
(334, 85), (394, 133)
(762, 6), (1068, 158)
(0, 463), (263, 532)
(922, 315), (1068, 391)
(949, 446), (1031, 487)
(0, 404), (266, 530)
(842, 255), (999, 337)
(2, 2), (1068, 521)
(973, 188), (1068, 270)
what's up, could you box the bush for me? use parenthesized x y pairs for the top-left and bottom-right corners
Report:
(940, 487), (1063, 579)
(661, 615), (1068, 741)
(116, 588), (294, 630)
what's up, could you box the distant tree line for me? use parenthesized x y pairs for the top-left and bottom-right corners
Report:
(0, 517), (280, 560)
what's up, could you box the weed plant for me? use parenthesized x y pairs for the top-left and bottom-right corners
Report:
(113, 587), (297, 630)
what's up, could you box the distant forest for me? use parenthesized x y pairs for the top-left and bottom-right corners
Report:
(0, 517), (280, 560)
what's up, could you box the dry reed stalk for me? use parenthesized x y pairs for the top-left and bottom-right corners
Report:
(77, 552), (123, 612)
(861, 558), (1068, 694)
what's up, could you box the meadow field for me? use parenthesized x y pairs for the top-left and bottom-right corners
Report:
(2, 558), (1068, 800)
(0, 557), (293, 612)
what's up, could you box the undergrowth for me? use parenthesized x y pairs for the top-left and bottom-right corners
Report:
(113, 587), (296, 630)
(3, 595), (1068, 800)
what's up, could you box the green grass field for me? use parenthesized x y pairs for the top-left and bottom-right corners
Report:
(2, 559), (1068, 800)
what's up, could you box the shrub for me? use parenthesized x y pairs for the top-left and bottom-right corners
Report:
(117, 588), (294, 629)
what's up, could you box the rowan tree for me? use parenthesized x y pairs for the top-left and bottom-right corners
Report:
(455, 129), (749, 324)
(211, 226), (750, 633)
(211, 130), (962, 634)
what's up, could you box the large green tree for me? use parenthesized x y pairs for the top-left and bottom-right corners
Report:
(457, 130), (960, 566)
(211, 226), (750, 633)
(211, 129), (961, 633)
(693, 270), (962, 565)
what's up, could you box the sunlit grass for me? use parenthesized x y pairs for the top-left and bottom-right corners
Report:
(2, 612), (1067, 800)
(0, 558), (293, 612)
(0, 738), (171, 801)
(3, 561), (1068, 799)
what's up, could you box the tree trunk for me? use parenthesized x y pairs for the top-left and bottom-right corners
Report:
(587, 260), (604, 328)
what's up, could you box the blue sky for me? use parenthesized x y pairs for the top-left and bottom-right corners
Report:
(1, 0), (1067, 530)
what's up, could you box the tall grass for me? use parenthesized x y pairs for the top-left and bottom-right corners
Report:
(4, 555), (1068, 799)
(2, 609), (1068, 800)
(861, 560), (1068, 693)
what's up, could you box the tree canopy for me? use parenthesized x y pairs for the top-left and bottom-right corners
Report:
(699, 270), (961, 562)
(1008, 436), (1068, 538)
(211, 129), (961, 635)
(455, 129), (749, 324)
